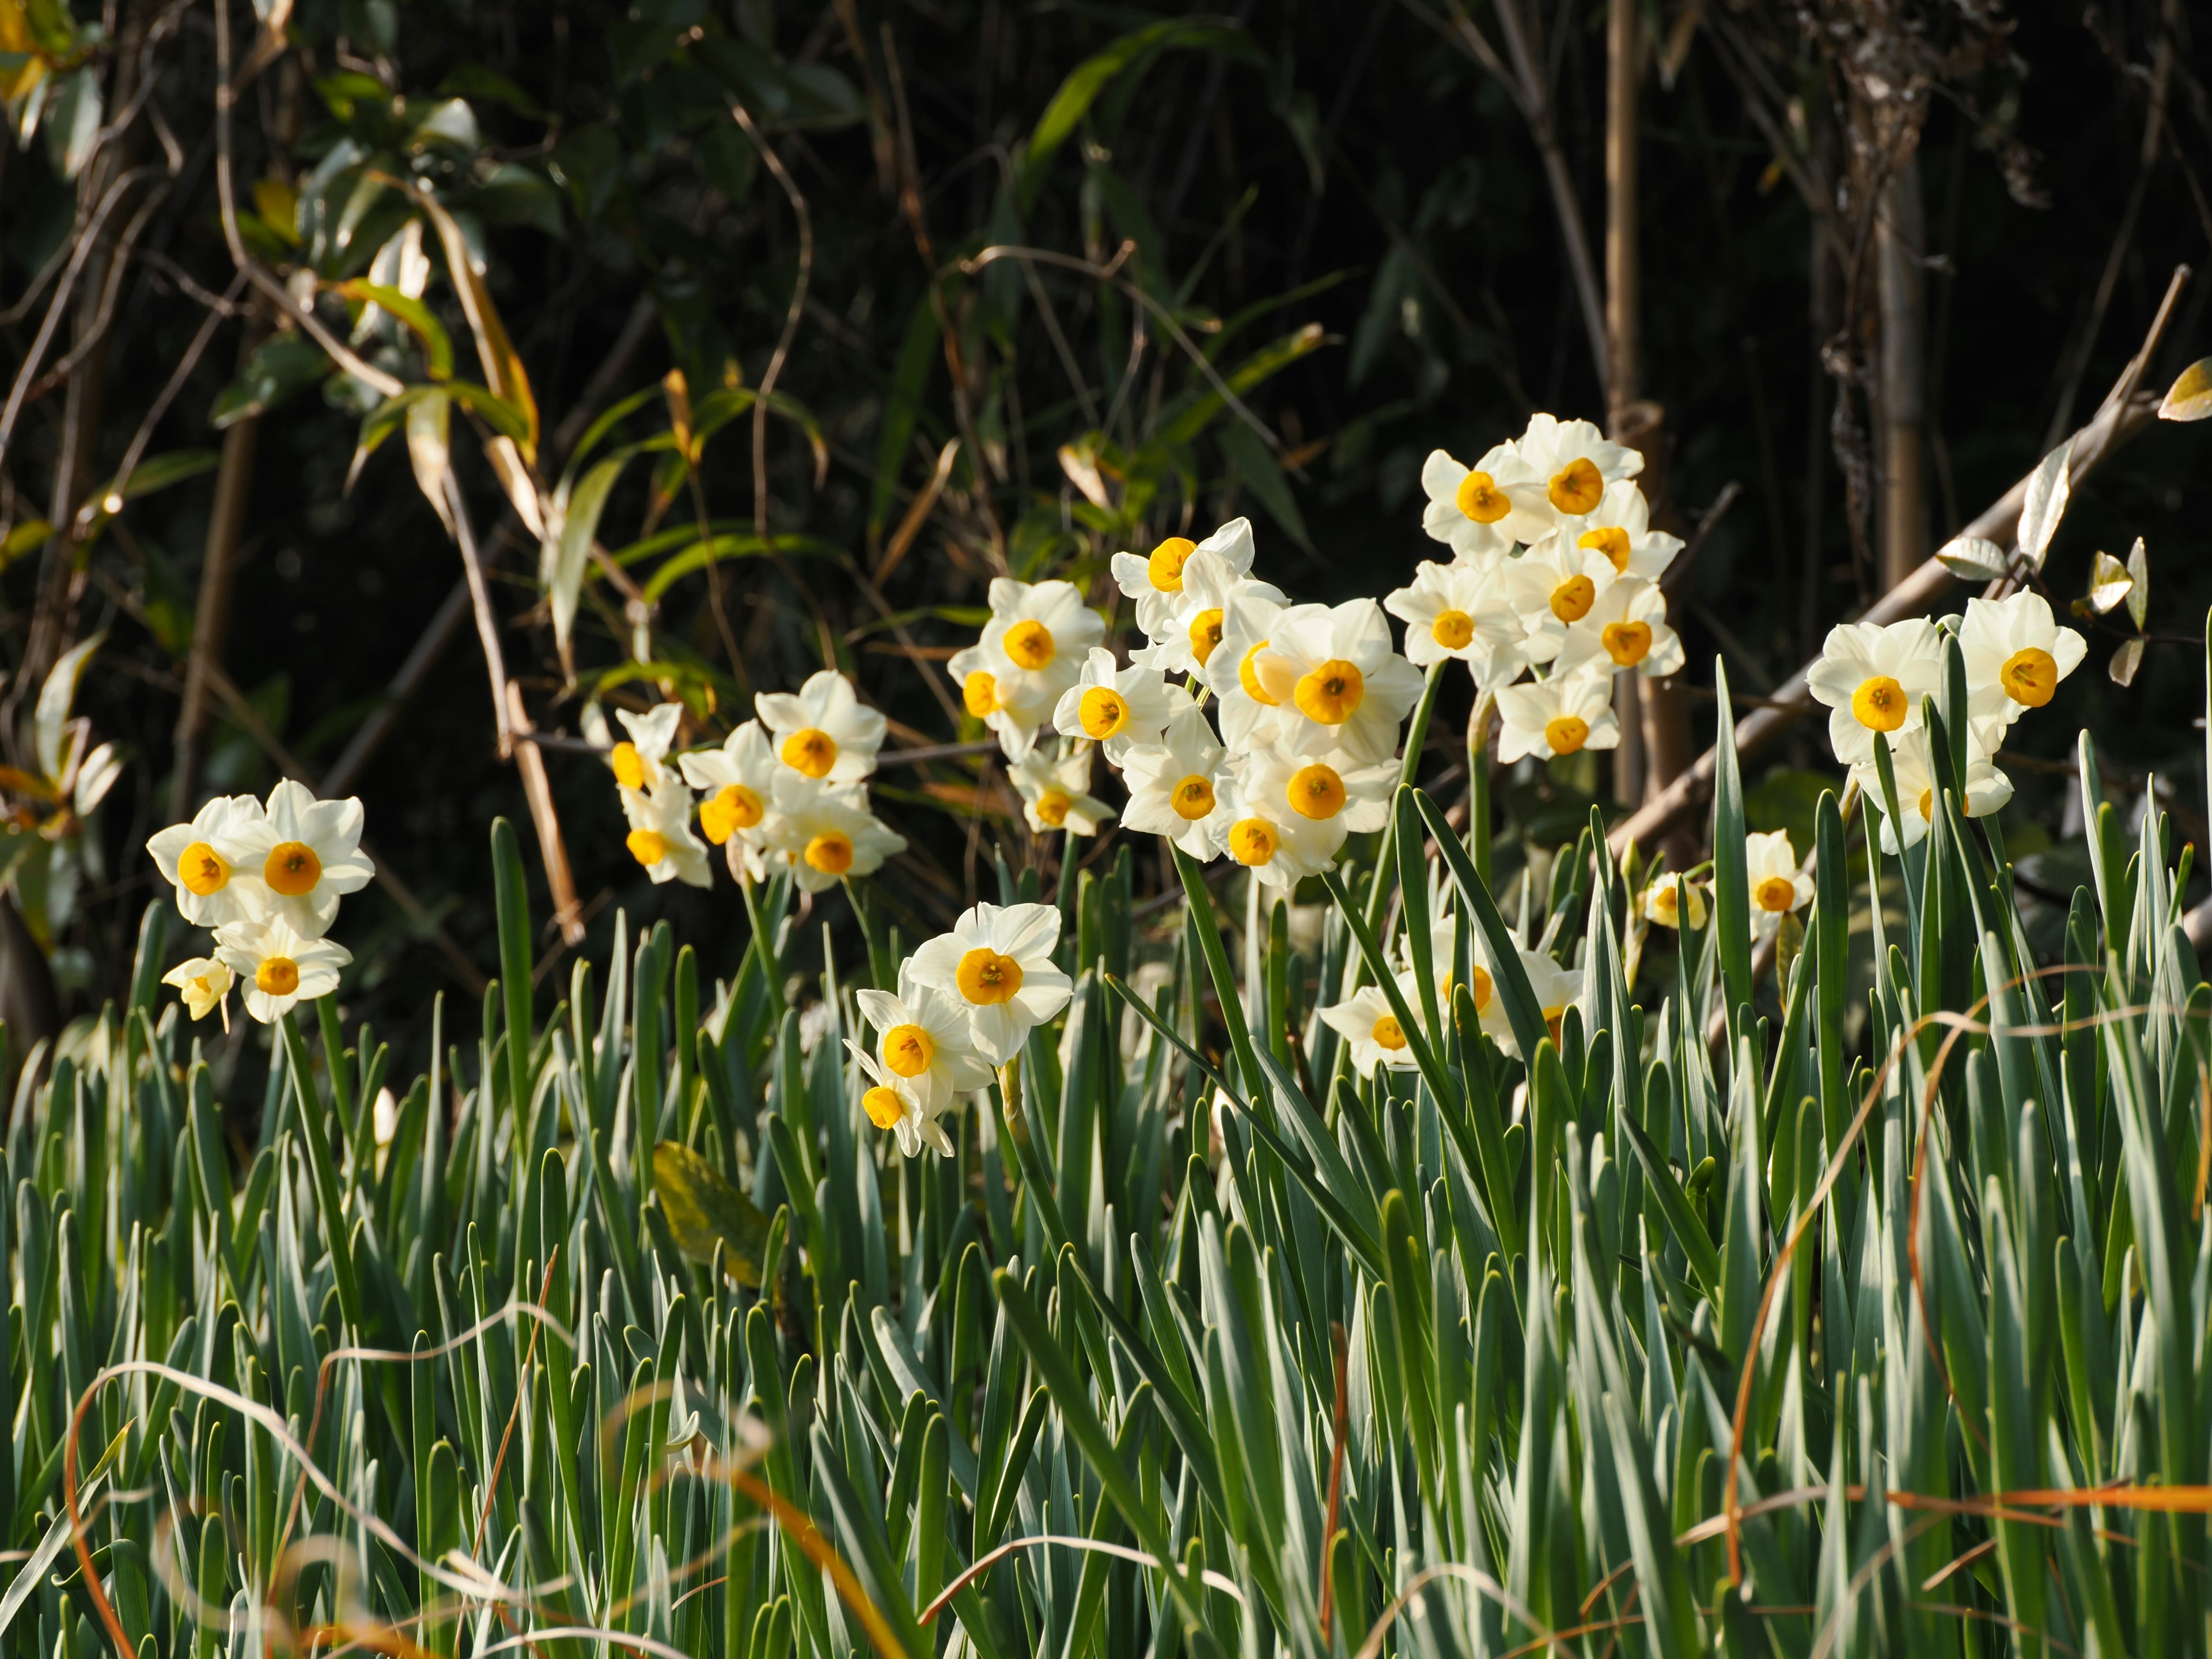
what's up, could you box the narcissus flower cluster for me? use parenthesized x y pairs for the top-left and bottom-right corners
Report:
(1808, 590), (2082, 850)
(590, 668), (908, 895)
(149, 780), (373, 1026)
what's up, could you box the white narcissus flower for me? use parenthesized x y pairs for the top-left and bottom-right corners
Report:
(1956, 591), (2086, 738)
(1120, 706), (1231, 861)
(229, 779), (374, 936)
(851, 968), (994, 1112)
(1418, 445), (1548, 564)
(1131, 547), (1286, 681)
(1217, 743), (1395, 889)
(162, 957), (234, 1027)
(949, 641), (1044, 762)
(213, 915), (351, 1025)
(1111, 517), (1257, 646)
(609, 702), (683, 792)
(1050, 648), (1192, 762)
(1208, 590), (1301, 751)
(1395, 914), (1470, 1010)
(1320, 975), (1425, 1075)
(852, 1050), (953, 1158)
(1744, 829), (1813, 941)
(1010, 748), (1114, 836)
(755, 669), (888, 783)
(1481, 946), (1584, 1059)
(1511, 412), (1643, 533)
(907, 901), (1074, 1065)
(1641, 876), (1709, 930)
(764, 775), (906, 892)
(1495, 673), (1620, 763)
(147, 794), (270, 928)
(677, 719), (780, 880)
(1849, 728), (2013, 852)
(620, 778), (711, 888)
(1384, 561), (1527, 684)
(1395, 912), (1520, 1048)
(1549, 576), (1685, 681)
(963, 579), (1107, 759)
(1496, 537), (1621, 665)
(1248, 598), (1426, 765)
(1533, 478), (1680, 582)
(1805, 618), (1944, 767)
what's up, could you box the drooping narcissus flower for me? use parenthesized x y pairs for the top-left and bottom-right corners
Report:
(907, 901), (1073, 1065)
(850, 1051), (951, 1158)
(1848, 726), (2013, 853)
(619, 775), (711, 888)
(162, 957), (234, 1027)
(850, 966), (993, 1116)
(213, 915), (352, 1025)
(606, 702), (682, 792)
(1009, 748), (1114, 837)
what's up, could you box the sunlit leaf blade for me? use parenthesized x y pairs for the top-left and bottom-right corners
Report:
(2016, 435), (2074, 567)
(1936, 534), (2008, 581)
(2109, 635), (2145, 687)
(2125, 535), (2149, 632)
(2086, 550), (2133, 613)
(650, 1141), (767, 1282)
(2158, 355), (2212, 421)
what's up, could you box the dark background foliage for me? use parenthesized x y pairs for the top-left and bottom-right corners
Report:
(1, 0), (2206, 1064)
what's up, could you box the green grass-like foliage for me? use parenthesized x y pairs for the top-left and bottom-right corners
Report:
(9, 672), (2209, 1659)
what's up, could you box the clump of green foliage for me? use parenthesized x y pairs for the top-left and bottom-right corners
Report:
(5, 630), (2207, 1658)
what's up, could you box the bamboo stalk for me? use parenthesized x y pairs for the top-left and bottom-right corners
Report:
(1875, 155), (1926, 591)
(171, 322), (264, 817)
(505, 681), (586, 947)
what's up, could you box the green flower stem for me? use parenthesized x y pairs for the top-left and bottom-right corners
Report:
(280, 1007), (367, 1338)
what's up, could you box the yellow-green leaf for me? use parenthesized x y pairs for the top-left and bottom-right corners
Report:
(650, 1141), (766, 1283)
(2158, 356), (2212, 421)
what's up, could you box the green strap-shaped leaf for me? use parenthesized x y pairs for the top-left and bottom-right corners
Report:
(1711, 657), (1753, 1022)
(1414, 787), (1548, 1065)
(990, 1269), (1207, 1624)
(1616, 1109), (1722, 1298)
(1018, 18), (1260, 209)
